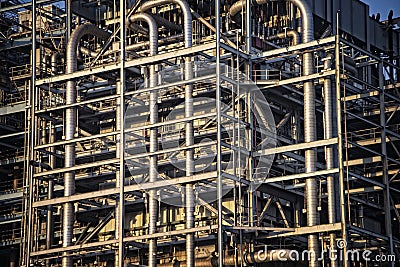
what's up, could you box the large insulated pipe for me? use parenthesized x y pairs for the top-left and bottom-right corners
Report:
(323, 55), (338, 267)
(289, 1), (319, 267)
(127, 13), (159, 267)
(139, 2), (194, 267)
(63, 24), (110, 267)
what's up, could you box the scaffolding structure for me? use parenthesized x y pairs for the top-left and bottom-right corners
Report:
(0, 0), (400, 266)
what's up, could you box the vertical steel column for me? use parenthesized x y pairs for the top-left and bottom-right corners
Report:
(66, 0), (72, 41)
(379, 61), (394, 267)
(46, 121), (55, 267)
(335, 11), (348, 267)
(138, 2), (193, 264)
(116, 1), (126, 265)
(22, 1), (37, 265)
(323, 56), (338, 267)
(63, 24), (110, 267)
(216, 0), (223, 265)
(185, 57), (195, 267)
(245, 0), (252, 77)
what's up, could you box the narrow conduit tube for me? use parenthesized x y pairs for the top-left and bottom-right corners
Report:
(323, 55), (338, 267)
(139, 2), (194, 267)
(126, 13), (159, 267)
(63, 23), (110, 267)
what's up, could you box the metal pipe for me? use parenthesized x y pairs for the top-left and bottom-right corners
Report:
(233, 1), (318, 263)
(46, 121), (55, 267)
(215, 0), (223, 265)
(323, 55), (338, 267)
(140, 2), (194, 266)
(151, 14), (182, 31)
(115, 81), (124, 267)
(51, 52), (59, 75)
(139, 0), (192, 47)
(229, 0), (268, 17)
(335, 11), (349, 267)
(127, 13), (159, 267)
(64, 23), (110, 267)
(288, 1), (319, 266)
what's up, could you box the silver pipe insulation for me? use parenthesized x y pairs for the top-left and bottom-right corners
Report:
(115, 81), (124, 267)
(288, 1), (319, 267)
(126, 14), (159, 57)
(140, 2), (194, 267)
(64, 23), (110, 267)
(323, 55), (338, 267)
(127, 13), (159, 267)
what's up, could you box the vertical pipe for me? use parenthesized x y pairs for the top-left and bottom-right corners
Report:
(51, 53), (59, 75)
(63, 41), (78, 267)
(379, 61), (395, 267)
(127, 13), (159, 267)
(140, 2), (193, 265)
(115, 81), (125, 267)
(335, 11), (349, 267)
(216, 0), (223, 265)
(64, 24), (110, 267)
(148, 64), (158, 267)
(66, 0), (72, 42)
(116, 1), (126, 265)
(185, 57), (195, 267)
(323, 55), (338, 267)
(46, 121), (55, 267)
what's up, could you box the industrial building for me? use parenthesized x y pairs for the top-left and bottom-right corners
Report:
(0, 0), (399, 266)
